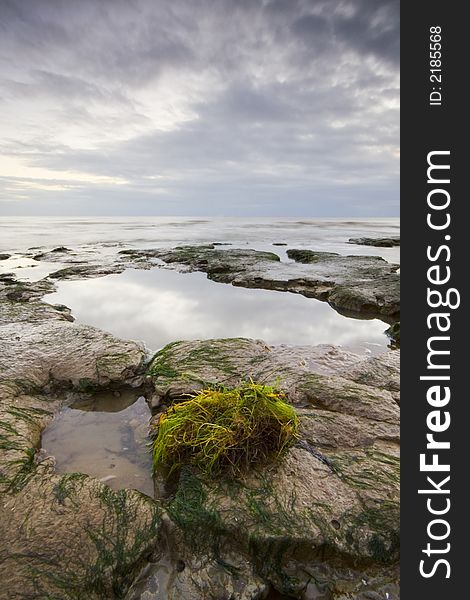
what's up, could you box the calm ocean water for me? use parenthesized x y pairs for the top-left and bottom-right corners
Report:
(0, 216), (400, 262)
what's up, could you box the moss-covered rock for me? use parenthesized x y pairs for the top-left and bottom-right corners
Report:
(0, 472), (160, 599)
(348, 236), (400, 248)
(146, 338), (400, 599)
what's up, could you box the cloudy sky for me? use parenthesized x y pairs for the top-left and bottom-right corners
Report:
(0, 0), (399, 216)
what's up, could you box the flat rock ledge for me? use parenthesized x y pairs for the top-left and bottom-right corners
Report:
(348, 237), (400, 248)
(0, 278), (159, 600)
(22, 242), (400, 323)
(139, 338), (400, 600)
(0, 266), (400, 599)
(148, 246), (400, 322)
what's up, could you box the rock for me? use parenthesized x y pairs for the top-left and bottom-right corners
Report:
(0, 298), (71, 325)
(0, 319), (146, 390)
(286, 249), (340, 263)
(0, 471), (160, 599)
(0, 254), (11, 260)
(147, 338), (400, 598)
(125, 546), (268, 600)
(302, 581), (332, 599)
(48, 264), (125, 280)
(0, 277), (158, 599)
(32, 246), (72, 259)
(0, 275), (55, 301)
(385, 321), (400, 346)
(24, 243), (400, 323)
(148, 338), (399, 408)
(345, 350), (400, 404)
(0, 246), (400, 599)
(152, 246), (399, 321)
(0, 273), (15, 284)
(348, 237), (400, 248)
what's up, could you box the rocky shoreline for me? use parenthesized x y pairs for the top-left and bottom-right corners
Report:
(0, 245), (399, 599)
(16, 242), (400, 323)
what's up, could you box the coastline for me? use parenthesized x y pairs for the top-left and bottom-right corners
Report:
(0, 239), (400, 599)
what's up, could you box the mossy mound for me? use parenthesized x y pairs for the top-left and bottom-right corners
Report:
(151, 382), (299, 477)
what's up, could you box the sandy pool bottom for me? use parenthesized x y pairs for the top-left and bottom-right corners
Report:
(42, 389), (154, 497)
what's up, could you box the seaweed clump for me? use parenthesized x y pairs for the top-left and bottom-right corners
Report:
(151, 382), (299, 477)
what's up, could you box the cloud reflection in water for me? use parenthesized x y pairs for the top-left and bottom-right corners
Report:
(45, 267), (389, 354)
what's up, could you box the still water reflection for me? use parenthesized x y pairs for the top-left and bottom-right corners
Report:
(45, 267), (389, 354)
(42, 391), (153, 496)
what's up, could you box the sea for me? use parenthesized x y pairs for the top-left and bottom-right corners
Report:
(0, 215), (399, 259)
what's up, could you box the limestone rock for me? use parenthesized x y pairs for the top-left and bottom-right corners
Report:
(348, 237), (400, 248)
(26, 242), (400, 322)
(0, 472), (160, 600)
(0, 277), (157, 599)
(147, 338), (400, 598)
(152, 246), (400, 321)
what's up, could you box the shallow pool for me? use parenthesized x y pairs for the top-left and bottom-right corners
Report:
(44, 266), (390, 355)
(42, 389), (154, 496)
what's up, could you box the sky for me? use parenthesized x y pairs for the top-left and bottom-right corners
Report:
(0, 0), (399, 217)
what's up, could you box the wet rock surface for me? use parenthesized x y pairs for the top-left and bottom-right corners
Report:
(145, 338), (400, 599)
(151, 246), (400, 322)
(18, 242), (399, 323)
(0, 244), (400, 599)
(0, 277), (158, 599)
(348, 237), (400, 248)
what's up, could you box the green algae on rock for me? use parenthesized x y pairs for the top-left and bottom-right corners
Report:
(348, 236), (400, 248)
(145, 337), (400, 599)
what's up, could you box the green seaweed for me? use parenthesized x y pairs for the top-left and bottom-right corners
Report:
(6, 447), (37, 493)
(167, 468), (226, 553)
(0, 435), (22, 451)
(151, 382), (299, 477)
(52, 473), (88, 506)
(147, 341), (182, 380)
(0, 420), (20, 436)
(327, 450), (399, 491)
(22, 488), (160, 599)
(6, 405), (52, 425)
(345, 502), (400, 563)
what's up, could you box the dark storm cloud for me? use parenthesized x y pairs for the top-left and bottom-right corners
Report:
(0, 0), (399, 216)
(289, 0), (399, 64)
